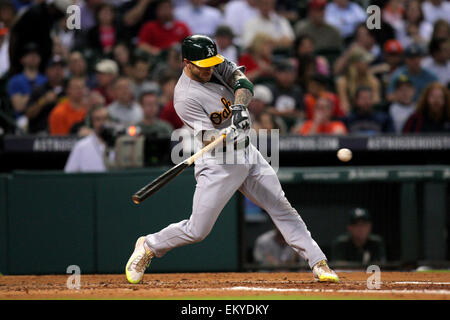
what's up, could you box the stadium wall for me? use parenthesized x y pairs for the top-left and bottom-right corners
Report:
(0, 166), (448, 275)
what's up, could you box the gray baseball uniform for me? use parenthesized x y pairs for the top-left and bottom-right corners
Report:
(144, 59), (326, 268)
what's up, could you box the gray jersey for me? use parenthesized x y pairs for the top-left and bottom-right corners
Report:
(143, 59), (327, 270)
(174, 59), (245, 138)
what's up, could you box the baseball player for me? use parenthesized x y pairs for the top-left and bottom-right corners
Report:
(125, 35), (339, 283)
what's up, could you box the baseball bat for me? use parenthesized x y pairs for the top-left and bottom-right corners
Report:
(132, 134), (226, 204)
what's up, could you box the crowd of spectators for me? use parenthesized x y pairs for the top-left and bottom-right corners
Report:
(0, 0), (449, 139)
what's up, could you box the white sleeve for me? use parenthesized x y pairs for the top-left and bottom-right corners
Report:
(64, 144), (81, 173)
(214, 58), (244, 85)
(280, 17), (295, 40)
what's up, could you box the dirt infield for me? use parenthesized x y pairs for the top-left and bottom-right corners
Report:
(0, 271), (449, 300)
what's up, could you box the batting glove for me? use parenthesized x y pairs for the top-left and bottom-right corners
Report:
(220, 125), (241, 142)
(230, 104), (250, 131)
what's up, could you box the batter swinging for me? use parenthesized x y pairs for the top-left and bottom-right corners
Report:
(125, 35), (339, 283)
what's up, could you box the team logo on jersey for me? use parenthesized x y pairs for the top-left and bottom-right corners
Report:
(210, 97), (232, 125)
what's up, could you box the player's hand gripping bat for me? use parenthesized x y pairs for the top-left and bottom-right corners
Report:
(132, 133), (226, 204)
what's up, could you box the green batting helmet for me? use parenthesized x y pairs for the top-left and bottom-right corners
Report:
(181, 35), (225, 68)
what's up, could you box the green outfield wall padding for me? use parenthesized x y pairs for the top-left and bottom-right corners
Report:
(2, 166), (448, 274)
(3, 169), (239, 275)
(95, 170), (239, 273)
(7, 173), (96, 274)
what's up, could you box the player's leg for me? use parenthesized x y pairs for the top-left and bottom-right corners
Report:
(145, 163), (248, 257)
(239, 146), (338, 281)
(126, 161), (248, 283)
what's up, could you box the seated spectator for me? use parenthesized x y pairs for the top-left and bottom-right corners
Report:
(130, 56), (158, 100)
(252, 110), (280, 133)
(108, 77), (143, 125)
(8, 0), (68, 75)
(51, 13), (76, 59)
(174, 0), (223, 37)
(394, 0), (433, 49)
(138, 89), (173, 138)
(431, 19), (450, 40)
(266, 59), (305, 130)
(293, 94), (347, 135)
(149, 44), (184, 82)
(93, 59), (119, 105)
(403, 82), (450, 132)
(80, 0), (103, 31)
(304, 73), (345, 120)
(7, 43), (47, 120)
(352, 23), (383, 62)
(112, 42), (134, 78)
(64, 105), (112, 173)
(382, 0), (405, 30)
(343, 86), (395, 134)
(389, 75), (417, 133)
(138, 0), (190, 57)
(294, 35), (330, 76)
(121, 0), (158, 38)
(158, 72), (177, 110)
(25, 55), (66, 134)
(333, 24), (383, 75)
(422, 0), (450, 25)
(214, 25), (239, 63)
(421, 38), (450, 86)
(69, 90), (106, 137)
(331, 208), (386, 265)
(66, 51), (95, 88)
(387, 43), (438, 102)
(0, 22), (10, 78)
(324, 0), (366, 41)
(241, 0), (295, 50)
(253, 227), (299, 267)
(238, 33), (276, 83)
(223, 0), (259, 46)
(335, 47), (381, 113)
(0, 1), (16, 30)
(86, 2), (127, 56)
(370, 39), (404, 102)
(296, 53), (318, 91)
(294, 0), (343, 52)
(248, 84), (287, 134)
(48, 77), (88, 135)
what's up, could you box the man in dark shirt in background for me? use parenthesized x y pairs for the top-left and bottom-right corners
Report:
(332, 208), (386, 265)
(343, 86), (395, 135)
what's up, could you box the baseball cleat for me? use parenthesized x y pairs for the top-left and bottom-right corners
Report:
(125, 236), (154, 284)
(312, 260), (339, 283)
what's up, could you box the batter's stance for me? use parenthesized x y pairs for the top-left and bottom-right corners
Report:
(125, 35), (339, 283)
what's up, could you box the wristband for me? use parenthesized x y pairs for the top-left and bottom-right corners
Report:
(234, 78), (254, 96)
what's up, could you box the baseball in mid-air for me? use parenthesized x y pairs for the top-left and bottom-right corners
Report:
(337, 148), (352, 162)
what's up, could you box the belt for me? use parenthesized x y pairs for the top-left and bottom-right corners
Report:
(222, 136), (250, 152)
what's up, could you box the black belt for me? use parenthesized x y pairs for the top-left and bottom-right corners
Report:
(222, 136), (250, 152)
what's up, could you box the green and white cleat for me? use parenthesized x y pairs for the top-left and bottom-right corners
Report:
(312, 260), (339, 283)
(125, 236), (154, 284)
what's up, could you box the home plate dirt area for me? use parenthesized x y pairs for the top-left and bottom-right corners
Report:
(0, 272), (449, 299)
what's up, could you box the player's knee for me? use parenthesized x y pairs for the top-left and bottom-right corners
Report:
(187, 225), (210, 243)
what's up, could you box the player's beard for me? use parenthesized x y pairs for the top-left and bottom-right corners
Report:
(187, 64), (213, 83)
